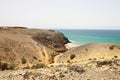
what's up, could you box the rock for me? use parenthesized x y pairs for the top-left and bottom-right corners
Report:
(0, 26), (69, 70)
(32, 31), (69, 52)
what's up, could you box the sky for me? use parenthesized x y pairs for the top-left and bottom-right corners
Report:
(0, 0), (120, 29)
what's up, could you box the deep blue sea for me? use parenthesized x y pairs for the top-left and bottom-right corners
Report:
(56, 29), (120, 45)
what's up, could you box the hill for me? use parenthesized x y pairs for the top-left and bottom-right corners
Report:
(0, 27), (69, 70)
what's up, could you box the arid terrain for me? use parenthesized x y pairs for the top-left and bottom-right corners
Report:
(1, 59), (120, 80)
(0, 27), (120, 80)
(0, 26), (69, 70)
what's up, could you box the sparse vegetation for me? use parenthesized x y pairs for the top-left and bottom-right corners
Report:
(88, 58), (92, 61)
(4, 48), (10, 52)
(23, 66), (30, 69)
(32, 63), (46, 69)
(21, 57), (27, 64)
(93, 58), (96, 60)
(0, 62), (15, 70)
(85, 48), (88, 51)
(67, 60), (70, 63)
(23, 71), (31, 79)
(109, 45), (115, 50)
(59, 72), (65, 78)
(0, 62), (8, 70)
(70, 54), (76, 60)
(96, 60), (112, 67)
(39, 60), (42, 62)
(33, 56), (37, 60)
(114, 56), (118, 58)
(49, 75), (57, 79)
(69, 66), (85, 74)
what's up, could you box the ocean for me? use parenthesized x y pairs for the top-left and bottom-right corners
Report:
(56, 29), (120, 46)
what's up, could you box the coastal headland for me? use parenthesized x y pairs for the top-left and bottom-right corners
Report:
(0, 27), (120, 80)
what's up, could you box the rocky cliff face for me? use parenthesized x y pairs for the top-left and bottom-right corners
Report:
(0, 27), (69, 70)
(32, 30), (69, 52)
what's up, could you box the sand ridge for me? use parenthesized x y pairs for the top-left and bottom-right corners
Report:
(55, 43), (120, 63)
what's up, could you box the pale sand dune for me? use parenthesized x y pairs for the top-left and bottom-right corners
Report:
(55, 43), (120, 63)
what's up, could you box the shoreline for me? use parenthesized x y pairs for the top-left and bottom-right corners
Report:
(65, 40), (82, 49)
(65, 43), (80, 49)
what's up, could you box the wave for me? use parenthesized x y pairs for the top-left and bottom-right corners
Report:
(66, 40), (81, 48)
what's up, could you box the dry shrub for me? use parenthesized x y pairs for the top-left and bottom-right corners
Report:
(32, 63), (46, 69)
(69, 65), (85, 74)
(21, 57), (27, 64)
(109, 45), (115, 50)
(70, 54), (76, 60)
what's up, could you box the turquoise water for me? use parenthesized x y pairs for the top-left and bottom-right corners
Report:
(57, 30), (120, 45)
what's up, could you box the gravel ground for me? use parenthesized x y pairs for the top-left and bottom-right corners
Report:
(0, 59), (120, 80)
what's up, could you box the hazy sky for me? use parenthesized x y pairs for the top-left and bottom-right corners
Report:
(0, 0), (120, 29)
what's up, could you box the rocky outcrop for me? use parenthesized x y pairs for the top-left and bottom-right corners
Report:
(0, 27), (69, 70)
(32, 30), (69, 52)
(55, 43), (120, 63)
